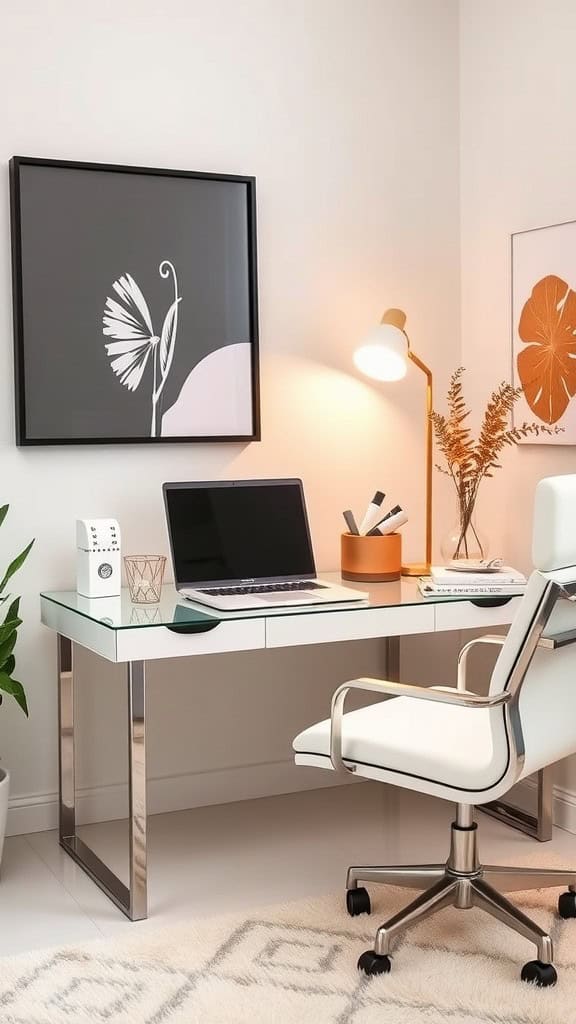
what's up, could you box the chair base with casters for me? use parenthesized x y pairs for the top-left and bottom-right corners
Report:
(295, 476), (576, 988)
(347, 802), (575, 987)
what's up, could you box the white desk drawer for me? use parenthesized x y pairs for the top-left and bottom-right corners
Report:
(115, 618), (266, 662)
(434, 597), (522, 633)
(266, 604), (435, 649)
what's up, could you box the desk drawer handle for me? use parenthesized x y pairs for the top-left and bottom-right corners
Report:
(166, 622), (220, 635)
(470, 597), (513, 609)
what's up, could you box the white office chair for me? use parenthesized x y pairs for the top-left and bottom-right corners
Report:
(293, 474), (576, 987)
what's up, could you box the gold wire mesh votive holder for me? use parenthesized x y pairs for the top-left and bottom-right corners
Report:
(124, 555), (166, 604)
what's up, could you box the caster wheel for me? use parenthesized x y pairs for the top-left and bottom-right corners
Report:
(558, 891), (576, 919)
(520, 960), (557, 987)
(346, 887), (371, 917)
(358, 950), (391, 977)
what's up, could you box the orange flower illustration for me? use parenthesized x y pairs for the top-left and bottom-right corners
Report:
(517, 274), (576, 424)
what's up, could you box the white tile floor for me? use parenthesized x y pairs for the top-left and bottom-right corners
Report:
(1, 782), (576, 957)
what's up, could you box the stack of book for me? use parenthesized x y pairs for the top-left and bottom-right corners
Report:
(418, 565), (527, 598)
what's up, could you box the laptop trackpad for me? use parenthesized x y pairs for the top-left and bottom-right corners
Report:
(259, 592), (319, 603)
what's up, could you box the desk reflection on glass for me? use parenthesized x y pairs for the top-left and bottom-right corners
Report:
(75, 595), (123, 627)
(129, 605), (162, 626)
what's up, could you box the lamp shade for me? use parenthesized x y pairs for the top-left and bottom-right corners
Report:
(353, 323), (408, 382)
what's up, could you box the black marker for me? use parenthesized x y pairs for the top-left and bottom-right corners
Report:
(343, 510), (360, 535)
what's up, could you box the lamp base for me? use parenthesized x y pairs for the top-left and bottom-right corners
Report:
(401, 562), (430, 577)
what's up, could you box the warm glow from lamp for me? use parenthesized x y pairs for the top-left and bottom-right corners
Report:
(353, 324), (409, 382)
(352, 307), (433, 576)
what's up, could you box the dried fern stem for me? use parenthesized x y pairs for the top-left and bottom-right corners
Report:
(432, 368), (559, 560)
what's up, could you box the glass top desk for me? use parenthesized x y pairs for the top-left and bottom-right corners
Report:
(40, 576), (528, 921)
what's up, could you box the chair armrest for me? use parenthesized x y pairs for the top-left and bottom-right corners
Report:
(329, 676), (511, 775)
(457, 634), (507, 691)
(456, 628), (576, 687)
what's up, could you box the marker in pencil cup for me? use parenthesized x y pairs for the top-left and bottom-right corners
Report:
(366, 504), (400, 535)
(342, 510), (360, 535)
(368, 507), (408, 536)
(358, 491), (385, 536)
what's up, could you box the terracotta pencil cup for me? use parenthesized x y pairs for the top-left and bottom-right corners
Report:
(341, 532), (402, 583)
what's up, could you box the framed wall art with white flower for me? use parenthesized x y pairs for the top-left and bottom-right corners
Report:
(511, 219), (576, 444)
(9, 156), (260, 445)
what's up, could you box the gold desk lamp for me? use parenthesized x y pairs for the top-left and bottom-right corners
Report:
(353, 308), (432, 577)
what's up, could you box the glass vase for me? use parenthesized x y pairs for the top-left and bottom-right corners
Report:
(440, 513), (488, 565)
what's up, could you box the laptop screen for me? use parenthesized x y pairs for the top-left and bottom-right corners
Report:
(164, 480), (316, 585)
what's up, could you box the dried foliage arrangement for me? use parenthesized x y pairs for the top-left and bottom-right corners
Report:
(431, 368), (559, 559)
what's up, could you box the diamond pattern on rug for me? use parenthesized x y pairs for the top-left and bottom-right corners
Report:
(208, 920), (360, 991)
(0, 889), (574, 1024)
(0, 951), (192, 1024)
(48, 974), (141, 1019)
(255, 935), (343, 973)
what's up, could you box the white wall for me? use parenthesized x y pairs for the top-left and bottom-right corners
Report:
(0, 0), (460, 833)
(460, 0), (576, 808)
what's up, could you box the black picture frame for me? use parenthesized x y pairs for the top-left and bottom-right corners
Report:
(9, 156), (261, 446)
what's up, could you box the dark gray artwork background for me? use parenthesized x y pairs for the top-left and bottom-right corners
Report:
(18, 164), (252, 439)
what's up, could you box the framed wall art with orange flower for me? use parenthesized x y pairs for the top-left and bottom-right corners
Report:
(511, 219), (576, 444)
(9, 156), (260, 446)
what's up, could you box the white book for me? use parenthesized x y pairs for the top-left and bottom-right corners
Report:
(430, 565), (527, 587)
(419, 578), (526, 598)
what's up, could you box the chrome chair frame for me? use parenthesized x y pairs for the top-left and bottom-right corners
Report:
(331, 577), (576, 970)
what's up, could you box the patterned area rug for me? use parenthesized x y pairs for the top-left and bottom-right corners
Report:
(0, 883), (575, 1023)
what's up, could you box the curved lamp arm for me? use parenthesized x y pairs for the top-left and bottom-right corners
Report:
(408, 347), (433, 572)
(381, 309), (433, 573)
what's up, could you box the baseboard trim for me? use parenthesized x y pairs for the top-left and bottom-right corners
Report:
(10, 766), (575, 840)
(6, 759), (354, 837)
(513, 777), (576, 836)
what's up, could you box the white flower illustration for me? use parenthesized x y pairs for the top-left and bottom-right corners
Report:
(103, 262), (180, 436)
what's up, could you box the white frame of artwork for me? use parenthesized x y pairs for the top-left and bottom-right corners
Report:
(511, 218), (576, 445)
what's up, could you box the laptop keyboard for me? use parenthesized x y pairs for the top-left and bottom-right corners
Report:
(198, 581), (326, 596)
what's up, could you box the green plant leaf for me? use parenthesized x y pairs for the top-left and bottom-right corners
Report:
(0, 632), (17, 667)
(0, 673), (28, 716)
(0, 618), (21, 648)
(2, 656), (15, 676)
(0, 506), (9, 530)
(0, 539), (34, 595)
(4, 597), (20, 623)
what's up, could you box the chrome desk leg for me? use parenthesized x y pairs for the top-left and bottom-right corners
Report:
(58, 635), (75, 842)
(479, 766), (553, 842)
(57, 635), (148, 920)
(385, 636), (400, 683)
(128, 660), (147, 920)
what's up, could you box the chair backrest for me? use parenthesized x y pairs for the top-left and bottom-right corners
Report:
(488, 475), (576, 778)
(532, 473), (576, 578)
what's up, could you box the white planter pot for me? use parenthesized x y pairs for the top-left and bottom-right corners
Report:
(0, 769), (9, 867)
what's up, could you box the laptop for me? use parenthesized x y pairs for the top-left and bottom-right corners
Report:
(163, 479), (368, 610)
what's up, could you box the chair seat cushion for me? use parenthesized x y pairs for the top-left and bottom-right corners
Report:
(293, 690), (509, 793)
